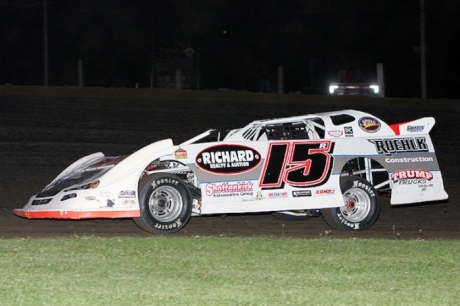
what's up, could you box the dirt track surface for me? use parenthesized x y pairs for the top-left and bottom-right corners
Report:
(1, 86), (458, 240)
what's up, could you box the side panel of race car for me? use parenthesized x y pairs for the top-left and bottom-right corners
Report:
(385, 118), (448, 204)
(179, 140), (343, 214)
(330, 122), (447, 205)
(177, 127), (447, 214)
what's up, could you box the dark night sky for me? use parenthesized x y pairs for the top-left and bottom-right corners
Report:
(1, 0), (459, 99)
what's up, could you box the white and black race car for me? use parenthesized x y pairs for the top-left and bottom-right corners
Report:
(15, 109), (448, 233)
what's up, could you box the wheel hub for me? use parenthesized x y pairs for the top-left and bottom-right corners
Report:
(151, 195), (168, 211)
(340, 188), (371, 222)
(147, 186), (183, 222)
(346, 199), (355, 210)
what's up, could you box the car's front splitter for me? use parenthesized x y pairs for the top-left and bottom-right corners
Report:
(14, 208), (140, 220)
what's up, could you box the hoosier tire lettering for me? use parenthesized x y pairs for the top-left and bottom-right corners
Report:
(153, 219), (182, 230)
(151, 178), (179, 189)
(352, 180), (376, 197)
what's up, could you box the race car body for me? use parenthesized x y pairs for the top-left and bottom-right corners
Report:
(15, 109), (448, 233)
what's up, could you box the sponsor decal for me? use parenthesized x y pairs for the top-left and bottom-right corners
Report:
(407, 125), (424, 133)
(391, 169), (434, 188)
(385, 156), (433, 163)
(315, 188), (336, 196)
(358, 116), (381, 133)
(352, 180), (376, 197)
(175, 147), (187, 159)
(259, 140), (333, 188)
(243, 190), (265, 202)
(391, 170), (433, 181)
(368, 137), (428, 155)
(292, 190), (312, 197)
(196, 145), (261, 174)
(122, 199), (136, 206)
(328, 130), (343, 137)
(268, 191), (288, 198)
(205, 181), (254, 197)
(118, 190), (136, 198)
(344, 126), (354, 137)
(85, 196), (97, 201)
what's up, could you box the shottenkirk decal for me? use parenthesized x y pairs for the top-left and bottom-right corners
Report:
(391, 170), (433, 188)
(259, 140), (333, 188)
(196, 144), (261, 174)
(175, 147), (187, 159)
(205, 181), (254, 197)
(368, 137), (429, 155)
(358, 116), (381, 133)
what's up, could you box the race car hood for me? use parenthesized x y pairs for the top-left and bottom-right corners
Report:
(38, 139), (174, 197)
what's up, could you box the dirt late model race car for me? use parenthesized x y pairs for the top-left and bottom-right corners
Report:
(15, 109), (448, 234)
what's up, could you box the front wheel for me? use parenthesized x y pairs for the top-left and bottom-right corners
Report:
(133, 174), (192, 234)
(322, 177), (380, 231)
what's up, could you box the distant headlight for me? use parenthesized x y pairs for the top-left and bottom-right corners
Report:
(370, 85), (379, 94)
(329, 85), (339, 94)
(65, 180), (100, 191)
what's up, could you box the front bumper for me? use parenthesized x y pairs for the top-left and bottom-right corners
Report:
(14, 189), (140, 220)
(14, 208), (140, 219)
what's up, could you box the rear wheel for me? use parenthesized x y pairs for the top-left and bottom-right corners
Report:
(133, 173), (192, 234)
(322, 177), (380, 231)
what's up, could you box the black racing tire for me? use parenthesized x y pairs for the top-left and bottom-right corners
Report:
(133, 173), (192, 234)
(272, 212), (310, 221)
(322, 177), (380, 231)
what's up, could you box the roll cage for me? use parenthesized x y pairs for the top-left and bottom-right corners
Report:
(181, 117), (326, 145)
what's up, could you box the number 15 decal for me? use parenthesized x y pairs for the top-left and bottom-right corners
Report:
(259, 140), (334, 188)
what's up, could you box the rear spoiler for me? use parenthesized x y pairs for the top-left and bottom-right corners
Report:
(389, 117), (435, 135)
